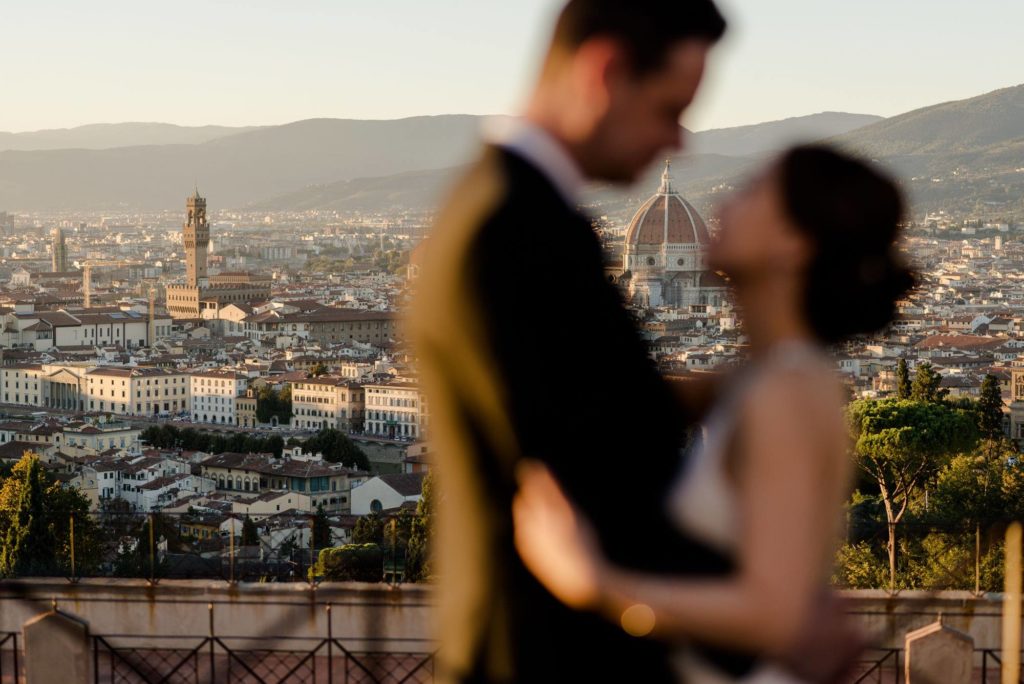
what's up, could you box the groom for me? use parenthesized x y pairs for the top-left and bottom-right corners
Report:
(412, 1), (745, 682)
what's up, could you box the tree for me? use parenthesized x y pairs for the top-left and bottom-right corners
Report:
(308, 362), (329, 378)
(257, 386), (292, 425)
(911, 361), (948, 403)
(848, 398), (978, 588)
(142, 426), (285, 458)
(112, 514), (176, 578)
(312, 504), (332, 549)
(931, 438), (1024, 523)
(352, 513), (384, 545)
(406, 470), (434, 582)
(241, 515), (260, 547)
(896, 359), (912, 400)
(0, 453), (57, 577)
(316, 544), (383, 582)
(978, 374), (1005, 439)
(303, 429), (369, 471)
(266, 435), (285, 459)
(46, 478), (101, 575)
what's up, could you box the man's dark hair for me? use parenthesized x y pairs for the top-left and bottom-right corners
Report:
(550, 0), (727, 75)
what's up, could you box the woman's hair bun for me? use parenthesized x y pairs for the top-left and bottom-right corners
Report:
(778, 145), (915, 344)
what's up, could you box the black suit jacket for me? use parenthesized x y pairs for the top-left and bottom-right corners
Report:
(411, 146), (750, 683)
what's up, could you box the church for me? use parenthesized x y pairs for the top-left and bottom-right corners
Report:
(621, 161), (728, 309)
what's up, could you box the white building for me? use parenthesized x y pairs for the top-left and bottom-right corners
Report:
(363, 381), (428, 440)
(190, 370), (248, 425)
(0, 307), (172, 351)
(351, 472), (425, 515)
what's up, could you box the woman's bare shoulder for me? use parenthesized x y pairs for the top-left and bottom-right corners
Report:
(742, 361), (848, 461)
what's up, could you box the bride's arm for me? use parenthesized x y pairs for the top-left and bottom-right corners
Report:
(513, 372), (847, 656)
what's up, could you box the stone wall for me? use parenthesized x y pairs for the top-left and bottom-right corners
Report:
(0, 582), (1015, 664)
(0, 579), (433, 652)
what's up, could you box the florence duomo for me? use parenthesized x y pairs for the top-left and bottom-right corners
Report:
(620, 160), (728, 309)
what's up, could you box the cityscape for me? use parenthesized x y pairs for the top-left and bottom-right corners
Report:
(1, 1), (1024, 682)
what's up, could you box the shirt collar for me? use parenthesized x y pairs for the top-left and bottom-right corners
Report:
(483, 117), (586, 207)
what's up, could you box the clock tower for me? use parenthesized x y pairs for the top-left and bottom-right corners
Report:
(184, 187), (209, 288)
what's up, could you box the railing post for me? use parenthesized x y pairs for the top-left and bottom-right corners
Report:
(309, 515), (316, 586)
(229, 519), (236, 584)
(327, 603), (333, 684)
(1002, 522), (1022, 684)
(148, 513), (156, 584)
(888, 521), (897, 594)
(391, 518), (398, 586)
(976, 523), (982, 596)
(69, 512), (76, 582)
(208, 602), (215, 680)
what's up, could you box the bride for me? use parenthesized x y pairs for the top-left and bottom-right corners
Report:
(512, 145), (913, 683)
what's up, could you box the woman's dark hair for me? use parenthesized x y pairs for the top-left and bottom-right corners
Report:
(778, 145), (915, 344)
(550, 0), (727, 76)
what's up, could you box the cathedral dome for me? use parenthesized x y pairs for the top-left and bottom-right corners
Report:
(624, 161), (710, 247)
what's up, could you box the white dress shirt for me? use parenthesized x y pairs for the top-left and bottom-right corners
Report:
(483, 117), (586, 208)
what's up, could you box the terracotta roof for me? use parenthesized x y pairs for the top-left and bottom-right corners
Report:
(0, 441), (41, 462)
(377, 472), (426, 497)
(624, 168), (711, 247)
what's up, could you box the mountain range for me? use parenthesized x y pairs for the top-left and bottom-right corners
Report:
(1, 83), (1022, 221)
(0, 123), (262, 151)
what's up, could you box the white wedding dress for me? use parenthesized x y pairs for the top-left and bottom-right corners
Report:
(667, 341), (829, 684)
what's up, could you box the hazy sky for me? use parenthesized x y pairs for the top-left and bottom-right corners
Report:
(1, 0), (1021, 133)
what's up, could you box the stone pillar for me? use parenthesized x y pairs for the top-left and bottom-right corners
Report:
(22, 608), (91, 684)
(905, 619), (973, 684)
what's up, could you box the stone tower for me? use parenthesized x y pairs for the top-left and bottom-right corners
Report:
(183, 187), (209, 288)
(51, 227), (67, 273)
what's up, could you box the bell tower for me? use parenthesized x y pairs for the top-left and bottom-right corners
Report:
(184, 186), (209, 288)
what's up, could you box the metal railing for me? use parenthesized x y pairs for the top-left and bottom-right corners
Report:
(849, 648), (900, 683)
(87, 602), (434, 683)
(0, 593), (435, 684)
(845, 648), (1024, 683)
(91, 634), (434, 684)
(0, 632), (21, 684)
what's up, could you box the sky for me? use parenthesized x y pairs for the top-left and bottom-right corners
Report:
(1, 0), (1021, 133)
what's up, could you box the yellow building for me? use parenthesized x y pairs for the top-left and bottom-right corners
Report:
(85, 367), (190, 416)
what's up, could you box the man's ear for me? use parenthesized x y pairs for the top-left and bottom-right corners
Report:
(571, 37), (626, 115)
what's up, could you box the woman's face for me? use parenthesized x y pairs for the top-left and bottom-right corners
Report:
(709, 165), (812, 283)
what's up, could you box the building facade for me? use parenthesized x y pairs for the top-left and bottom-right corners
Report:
(189, 370), (248, 425)
(289, 377), (365, 432)
(84, 367), (190, 416)
(363, 381), (427, 440)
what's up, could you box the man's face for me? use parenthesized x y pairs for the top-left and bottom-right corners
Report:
(588, 41), (709, 183)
